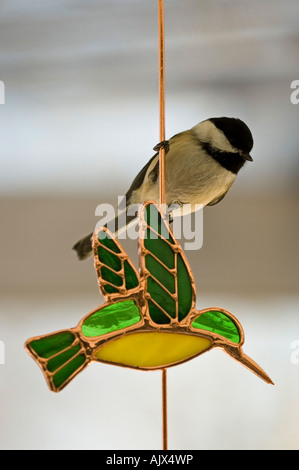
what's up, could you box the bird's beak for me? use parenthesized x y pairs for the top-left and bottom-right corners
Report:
(243, 153), (253, 161)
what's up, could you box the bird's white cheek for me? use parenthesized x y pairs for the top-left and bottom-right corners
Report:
(193, 121), (237, 154)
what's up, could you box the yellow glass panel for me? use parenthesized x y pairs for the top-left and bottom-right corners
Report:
(94, 331), (212, 369)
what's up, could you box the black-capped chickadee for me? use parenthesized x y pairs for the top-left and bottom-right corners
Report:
(73, 117), (253, 260)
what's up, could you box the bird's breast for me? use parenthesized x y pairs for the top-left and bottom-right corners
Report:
(164, 142), (236, 206)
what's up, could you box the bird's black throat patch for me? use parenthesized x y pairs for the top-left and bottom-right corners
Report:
(201, 142), (246, 174)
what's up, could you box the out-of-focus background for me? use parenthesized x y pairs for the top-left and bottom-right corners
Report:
(1, 0), (299, 450)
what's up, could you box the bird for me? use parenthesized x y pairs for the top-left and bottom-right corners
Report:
(73, 116), (253, 260)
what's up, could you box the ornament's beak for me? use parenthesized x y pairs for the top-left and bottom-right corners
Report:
(222, 344), (274, 385)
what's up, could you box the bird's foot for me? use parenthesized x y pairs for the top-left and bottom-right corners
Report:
(153, 140), (170, 153)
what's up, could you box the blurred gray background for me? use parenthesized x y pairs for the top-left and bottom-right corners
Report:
(1, 0), (299, 450)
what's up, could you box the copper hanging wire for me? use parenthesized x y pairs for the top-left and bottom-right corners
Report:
(158, 0), (166, 211)
(162, 368), (168, 450)
(157, 0), (168, 451)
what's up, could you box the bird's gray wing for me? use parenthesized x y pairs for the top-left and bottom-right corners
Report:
(125, 152), (159, 204)
(73, 150), (166, 260)
(125, 136), (176, 204)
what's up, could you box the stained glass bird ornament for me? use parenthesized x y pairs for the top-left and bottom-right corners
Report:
(25, 201), (273, 392)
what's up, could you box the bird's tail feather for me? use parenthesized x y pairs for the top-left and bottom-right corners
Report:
(72, 213), (137, 260)
(25, 329), (91, 392)
(72, 232), (93, 260)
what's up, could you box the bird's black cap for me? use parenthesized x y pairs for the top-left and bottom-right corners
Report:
(209, 117), (254, 154)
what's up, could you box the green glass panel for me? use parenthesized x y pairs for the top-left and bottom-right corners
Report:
(147, 300), (171, 324)
(145, 204), (174, 243)
(124, 260), (139, 290)
(47, 344), (81, 373)
(30, 332), (75, 359)
(97, 231), (121, 253)
(81, 300), (141, 337)
(144, 229), (174, 269)
(177, 255), (192, 321)
(192, 310), (240, 344)
(97, 230), (139, 294)
(53, 354), (86, 389)
(97, 245), (121, 272)
(101, 266), (123, 287)
(143, 203), (193, 324)
(104, 284), (119, 294)
(145, 254), (175, 294)
(147, 277), (176, 319)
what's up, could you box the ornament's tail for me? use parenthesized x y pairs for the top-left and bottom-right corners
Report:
(25, 329), (91, 392)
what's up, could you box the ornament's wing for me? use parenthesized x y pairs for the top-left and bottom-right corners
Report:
(139, 201), (196, 325)
(191, 308), (242, 345)
(93, 227), (140, 300)
(191, 308), (274, 384)
(80, 299), (143, 338)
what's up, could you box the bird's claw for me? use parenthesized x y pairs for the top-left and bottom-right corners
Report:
(153, 140), (170, 153)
